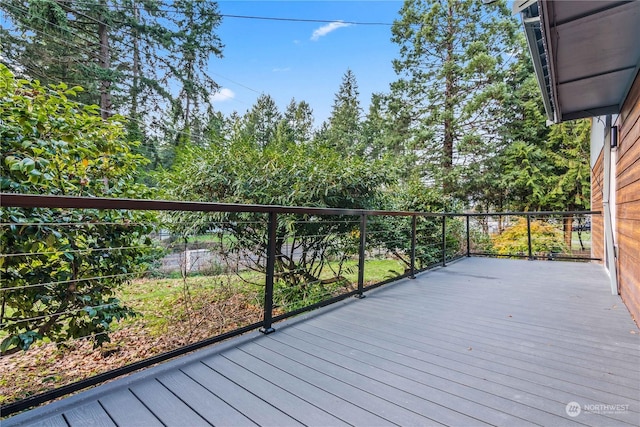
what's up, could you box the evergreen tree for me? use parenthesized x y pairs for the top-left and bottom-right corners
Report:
(243, 94), (282, 148)
(1, 0), (224, 164)
(165, 0), (223, 127)
(361, 94), (386, 159)
(283, 99), (314, 144)
(1, 0), (112, 109)
(476, 35), (590, 216)
(545, 120), (591, 212)
(361, 93), (414, 171)
(390, 0), (519, 195)
(326, 69), (362, 155)
(464, 35), (550, 212)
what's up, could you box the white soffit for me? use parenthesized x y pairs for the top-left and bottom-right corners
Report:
(521, 1), (640, 122)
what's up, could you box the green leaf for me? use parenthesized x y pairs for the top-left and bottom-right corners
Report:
(0, 335), (20, 353)
(45, 233), (56, 248)
(21, 157), (35, 171)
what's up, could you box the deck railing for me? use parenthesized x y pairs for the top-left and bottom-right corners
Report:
(0, 193), (600, 415)
(464, 211), (599, 261)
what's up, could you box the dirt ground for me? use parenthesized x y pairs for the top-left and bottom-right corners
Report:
(0, 293), (263, 406)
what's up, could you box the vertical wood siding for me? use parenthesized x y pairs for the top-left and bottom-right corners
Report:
(591, 149), (604, 262)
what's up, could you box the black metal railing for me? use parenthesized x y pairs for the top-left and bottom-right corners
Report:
(461, 211), (599, 261)
(0, 193), (600, 415)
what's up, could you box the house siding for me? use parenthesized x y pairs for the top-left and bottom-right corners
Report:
(616, 70), (640, 326)
(591, 148), (604, 262)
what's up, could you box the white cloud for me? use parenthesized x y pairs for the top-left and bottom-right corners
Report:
(210, 88), (235, 103)
(272, 67), (291, 73)
(310, 21), (351, 41)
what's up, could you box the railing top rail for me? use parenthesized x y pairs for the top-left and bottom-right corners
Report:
(0, 193), (442, 217)
(0, 194), (601, 218)
(456, 210), (601, 217)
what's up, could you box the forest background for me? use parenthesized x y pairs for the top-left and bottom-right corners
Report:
(0, 0), (591, 215)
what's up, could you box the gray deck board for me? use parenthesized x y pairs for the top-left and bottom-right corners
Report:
(288, 322), (636, 426)
(317, 311), (640, 401)
(220, 346), (395, 426)
(269, 327), (550, 426)
(181, 361), (302, 426)
(242, 339), (448, 426)
(19, 416), (68, 427)
(63, 401), (115, 427)
(256, 334), (519, 426)
(200, 355), (348, 427)
(155, 370), (256, 427)
(320, 308), (640, 391)
(129, 379), (210, 426)
(434, 313), (640, 358)
(4, 258), (640, 427)
(360, 290), (639, 356)
(98, 390), (163, 427)
(325, 302), (637, 370)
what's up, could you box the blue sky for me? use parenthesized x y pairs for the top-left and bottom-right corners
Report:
(210, 1), (404, 125)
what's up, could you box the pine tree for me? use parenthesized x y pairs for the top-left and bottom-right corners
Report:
(166, 0), (223, 127)
(283, 99), (314, 144)
(390, 0), (519, 196)
(464, 34), (550, 212)
(327, 69), (362, 155)
(1, 0), (224, 165)
(243, 94), (283, 148)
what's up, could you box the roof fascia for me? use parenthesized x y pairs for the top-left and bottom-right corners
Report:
(538, 0), (560, 122)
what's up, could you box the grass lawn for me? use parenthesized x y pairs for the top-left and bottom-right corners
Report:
(571, 231), (591, 250)
(186, 233), (237, 245)
(120, 258), (406, 335)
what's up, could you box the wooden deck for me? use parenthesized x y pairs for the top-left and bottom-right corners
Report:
(4, 258), (640, 427)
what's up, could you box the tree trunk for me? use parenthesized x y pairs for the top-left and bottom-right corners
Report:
(131, 1), (140, 122)
(183, 13), (195, 126)
(564, 215), (573, 251)
(98, 2), (112, 120)
(442, 0), (455, 194)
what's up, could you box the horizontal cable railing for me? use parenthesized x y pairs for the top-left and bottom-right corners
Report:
(0, 193), (601, 416)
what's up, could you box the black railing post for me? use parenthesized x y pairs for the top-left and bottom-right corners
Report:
(410, 215), (417, 279)
(356, 214), (367, 298)
(466, 215), (471, 257)
(526, 214), (533, 260)
(441, 215), (446, 267)
(260, 212), (277, 334)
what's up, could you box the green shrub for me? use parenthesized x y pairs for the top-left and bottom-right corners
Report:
(0, 65), (157, 354)
(492, 218), (567, 256)
(470, 228), (495, 253)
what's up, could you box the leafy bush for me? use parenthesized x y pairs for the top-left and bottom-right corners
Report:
(368, 180), (464, 269)
(158, 138), (391, 291)
(272, 276), (351, 312)
(0, 65), (157, 353)
(470, 228), (495, 253)
(492, 218), (567, 256)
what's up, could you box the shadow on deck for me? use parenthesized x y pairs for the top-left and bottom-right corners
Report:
(4, 258), (640, 426)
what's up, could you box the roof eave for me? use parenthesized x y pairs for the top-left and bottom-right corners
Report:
(519, 2), (557, 123)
